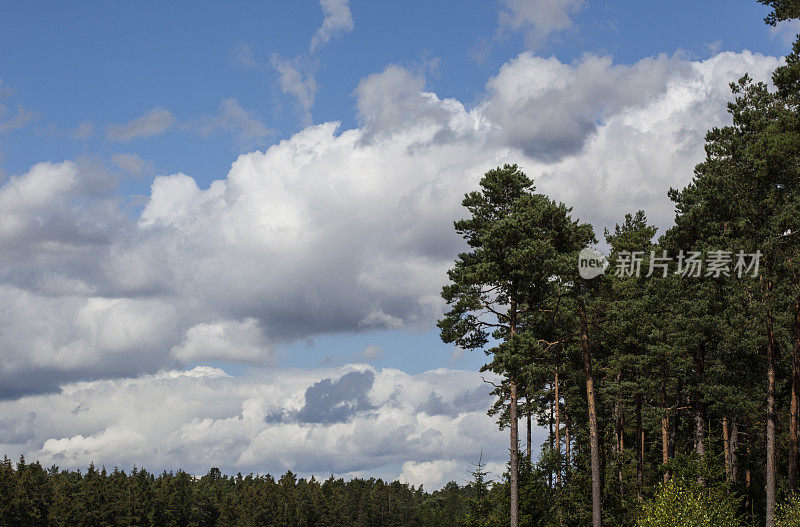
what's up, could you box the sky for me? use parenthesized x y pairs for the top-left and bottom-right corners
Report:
(0, 0), (796, 490)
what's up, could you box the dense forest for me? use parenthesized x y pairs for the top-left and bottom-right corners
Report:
(435, 2), (800, 526)
(0, 455), (521, 526)
(8, 2), (800, 527)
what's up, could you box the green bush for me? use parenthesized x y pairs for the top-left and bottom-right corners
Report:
(636, 477), (743, 527)
(776, 494), (800, 527)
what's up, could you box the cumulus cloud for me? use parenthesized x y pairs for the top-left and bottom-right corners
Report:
(107, 107), (175, 141)
(499, 0), (585, 48)
(399, 458), (506, 490)
(526, 50), (781, 229)
(0, 287), (179, 399)
(295, 369), (376, 423)
(0, 161), (124, 285)
(354, 65), (464, 139)
(416, 386), (493, 417)
(310, 0), (354, 52)
(0, 366), (511, 488)
(482, 52), (693, 160)
(170, 318), (275, 365)
(0, 49), (782, 401)
(0, 160), (177, 398)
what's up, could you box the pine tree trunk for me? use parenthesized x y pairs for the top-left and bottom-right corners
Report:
(510, 379), (519, 527)
(526, 405), (532, 463)
(723, 417), (731, 482)
(669, 380), (681, 461)
(549, 383), (554, 489)
(508, 301), (519, 527)
(636, 394), (644, 502)
(555, 367), (561, 487)
(565, 398), (571, 480)
(578, 298), (602, 527)
(766, 284), (777, 527)
(792, 366), (798, 492)
(694, 341), (706, 460)
(790, 296), (800, 494)
(746, 431), (752, 519)
(613, 371), (623, 500)
(661, 372), (670, 484)
(731, 419), (738, 484)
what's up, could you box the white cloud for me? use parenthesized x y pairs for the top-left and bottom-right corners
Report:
(107, 107), (175, 141)
(360, 345), (384, 361)
(0, 103), (35, 133)
(110, 152), (154, 178)
(265, 0), (352, 125)
(0, 365), (510, 488)
(170, 318), (276, 365)
(0, 50), (782, 401)
(354, 65), (462, 136)
(270, 54), (318, 124)
(399, 459), (506, 489)
(499, 0), (585, 48)
(193, 98), (271, 149)
(0, 285), (178, 398)
(769, 18), (800, 47)
(529, 50), (781, 229)
(0, 161), (124, 258)
(482, 52), (692, 160)
(310, 0), (354, 52)
(106, 101), (268, 148)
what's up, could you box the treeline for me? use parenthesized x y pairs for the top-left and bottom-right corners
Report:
(0, 455), (523, 527)
(438, 4), (800, 527)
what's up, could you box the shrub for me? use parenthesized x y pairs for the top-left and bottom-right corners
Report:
(776, 494), (800, 527)
(636, 477), (743, 527)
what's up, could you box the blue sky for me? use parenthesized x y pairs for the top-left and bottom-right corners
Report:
(0, 1), (789, 186)
(0, 0), (795, 488)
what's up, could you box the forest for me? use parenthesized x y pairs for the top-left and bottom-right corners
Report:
(439, 1), (800, 526)
(0, 456), (512, 526)
(6, 1), (800, 527)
